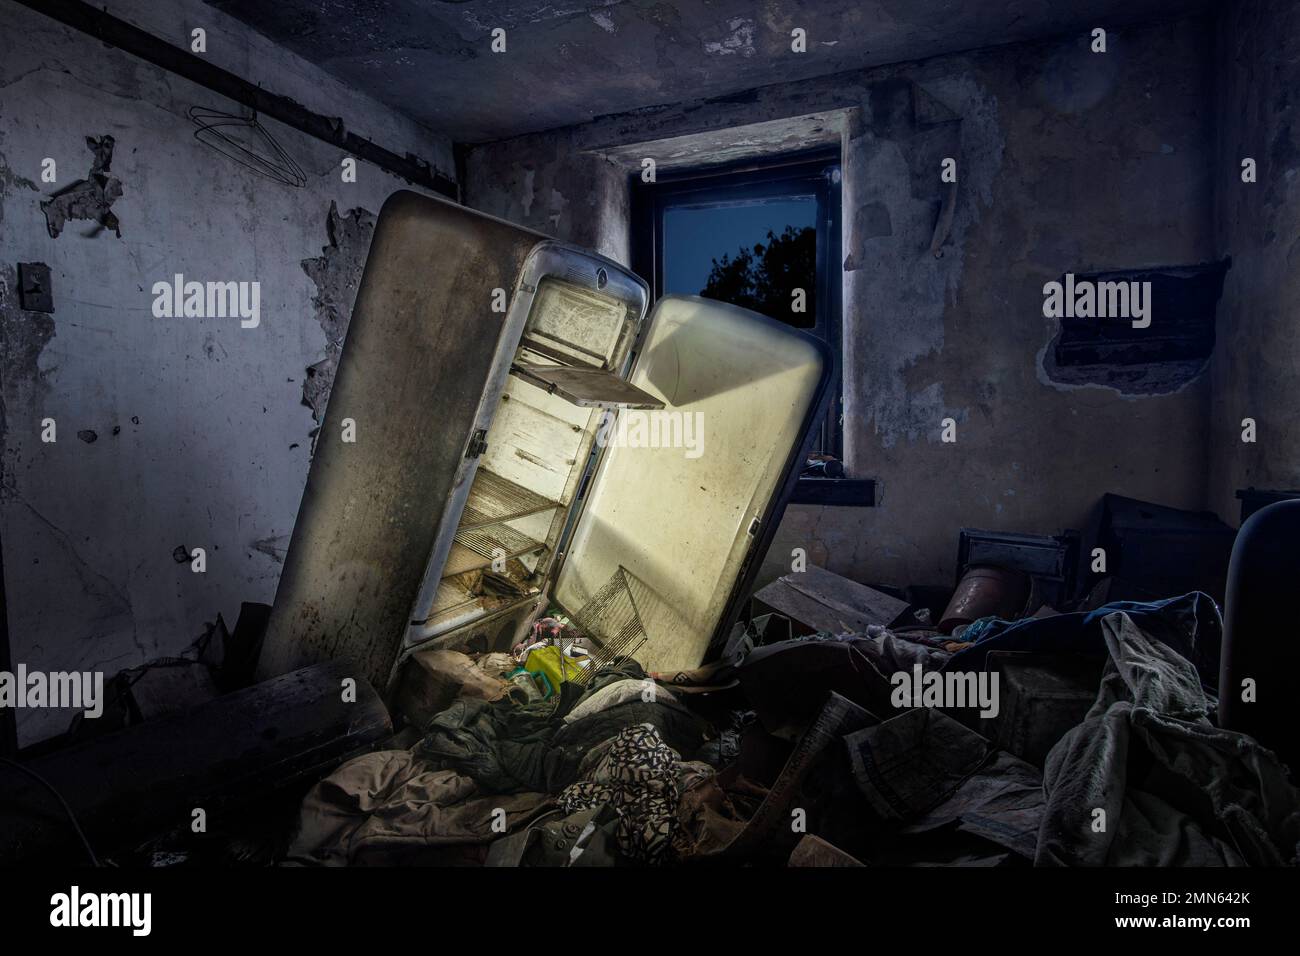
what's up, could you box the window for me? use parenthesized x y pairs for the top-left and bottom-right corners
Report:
(632, 149), (843, 462)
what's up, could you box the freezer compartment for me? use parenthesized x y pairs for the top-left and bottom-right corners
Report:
(517, 275), (630, 369)
(508, 275), (660, 408)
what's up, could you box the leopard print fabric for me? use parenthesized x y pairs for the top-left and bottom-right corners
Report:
(559, 723), (681, 864)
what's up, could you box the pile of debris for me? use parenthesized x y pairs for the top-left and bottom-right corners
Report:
(10, 492), (1298, 868)
(281, 549), (1300, 866)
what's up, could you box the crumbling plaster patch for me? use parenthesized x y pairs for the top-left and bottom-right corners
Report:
(1036, 342), (1211, 399)
(300, 201), (376, 430)
(40, 135), (124, 239)
(0, 263), (57, 498)
(0, 144), (40, 229)
(702, 17), (756, 57)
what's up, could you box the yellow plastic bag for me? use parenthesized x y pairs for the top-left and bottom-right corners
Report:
(524, 645), (586, 689)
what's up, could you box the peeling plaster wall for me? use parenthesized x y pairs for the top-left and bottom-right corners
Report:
(465, 16), (1216, 592)
(0, 0), (453, 744)
(1208, 0), (1300, 524)
(819, 17), (1216, 592)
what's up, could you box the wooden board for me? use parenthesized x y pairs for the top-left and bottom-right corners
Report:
(752, 564), (910, 633)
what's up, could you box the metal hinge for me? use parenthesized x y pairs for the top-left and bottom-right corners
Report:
(465, 428), (489, 459)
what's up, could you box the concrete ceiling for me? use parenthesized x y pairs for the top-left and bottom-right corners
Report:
(207, 0), (1213, 144)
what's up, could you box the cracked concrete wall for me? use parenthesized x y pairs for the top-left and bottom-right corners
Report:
(1208, 0), (1300, 525)
(814, 17), (1216, 591)
(465, 16), (1216, 592)
(300, 201), (375, 433)
(466, 128), (631, 265)
(0, 0), (453, 745)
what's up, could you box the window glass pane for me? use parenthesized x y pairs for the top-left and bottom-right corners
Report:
(662, 197), (818, 329)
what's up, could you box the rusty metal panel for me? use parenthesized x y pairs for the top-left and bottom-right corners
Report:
(257, 190), (545, 690)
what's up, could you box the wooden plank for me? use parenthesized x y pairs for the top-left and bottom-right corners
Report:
(0, 661), (390, 863)
(753, 564), (909, 633)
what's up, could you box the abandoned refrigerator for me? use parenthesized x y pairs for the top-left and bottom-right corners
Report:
(257, 190), (833, 718)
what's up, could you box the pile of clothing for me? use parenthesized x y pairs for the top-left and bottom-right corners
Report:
(288, 594), (1300, 867)
(288, 646), (713, 866)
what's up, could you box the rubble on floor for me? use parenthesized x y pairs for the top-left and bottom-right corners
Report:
(284, 552), (1300, 867)
(24, 493), (1295, 869)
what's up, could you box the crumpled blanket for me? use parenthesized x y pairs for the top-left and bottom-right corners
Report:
(287, 749), (554, 866)
(559, 723), (682, 864)
(417, 661), (707, 794)
(563, 677), (677, 723)
(945, 591), (1223, 691)
(1037, 610), (1300, 866)
(417, 696), (566, 793)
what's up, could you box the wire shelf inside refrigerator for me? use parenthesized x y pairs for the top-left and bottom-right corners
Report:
(459, 468), (562, 530)
(570, 566), (654, 683)
(442, 523), (546, 578)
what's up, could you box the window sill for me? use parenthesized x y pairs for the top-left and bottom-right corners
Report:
(790, 477), (876, 507)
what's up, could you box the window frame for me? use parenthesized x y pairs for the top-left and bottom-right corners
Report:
(631, 148), (873, 505)
(631, 149), (842, 457)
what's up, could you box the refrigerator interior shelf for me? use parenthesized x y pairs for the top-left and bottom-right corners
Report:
(442, 523), (546, 578)
(459, 468), (561, 530)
